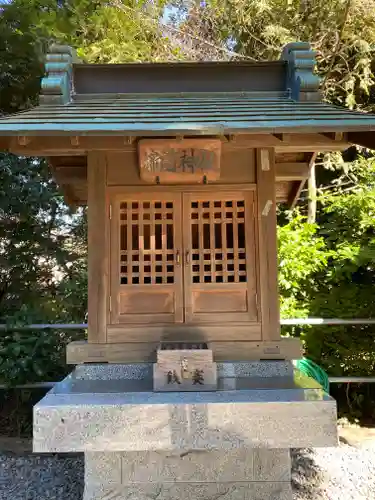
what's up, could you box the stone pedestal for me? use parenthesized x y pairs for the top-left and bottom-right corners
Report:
(84, 449), (291, 500)
(33, 362), (338, 500)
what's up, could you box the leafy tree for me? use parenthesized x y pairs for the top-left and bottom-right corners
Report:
(277, 157), (375, 402)
(0, 2), (44, 114)
(2, 0), (174, 64)
(278, 215), (330, 319)
(178, 0), (375, 108)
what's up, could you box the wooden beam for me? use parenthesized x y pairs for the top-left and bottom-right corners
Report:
(275, 162), (309, 181)
(17, 136), (32, 146)
(210, 338), (303, 361)
(59, 184), (80, 209)
(49, 159), (86, 206)
(275, 181), (291, 202)
(289, 152), (317, 209)
(9, 136), (84, 156)
(107, 323), (262, 343)
(256, 148), (280, 341)
(52, 165), (87, 184)
(8, 136), (139, 156)
(66, 338), (303, 364)
(274, 133), (349, 153)
(287, 181), (304, 207)
(6, 133), (351, 156)
(0, 137), (10, 151)
(348, 132), (375, 150)
(275, 152), (306, 163)
(323, 132), (347, 142)
(67, 341), (158, 364)
(70, 136), (80, 146)
(273, 133), (292, 142)
(87, 152), (108, 343)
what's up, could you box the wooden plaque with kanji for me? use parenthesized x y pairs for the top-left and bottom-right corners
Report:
(138, 139), (221, 184)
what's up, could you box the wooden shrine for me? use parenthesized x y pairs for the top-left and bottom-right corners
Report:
(1, 42), (375, 365)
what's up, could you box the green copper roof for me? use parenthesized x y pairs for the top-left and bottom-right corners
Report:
(1, 93), (375, 136)
(1, 42), (375, 139)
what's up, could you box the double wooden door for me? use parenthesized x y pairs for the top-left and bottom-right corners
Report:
(110, 191), (258, 325)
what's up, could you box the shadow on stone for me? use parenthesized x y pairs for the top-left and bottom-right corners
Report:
(291, 448), (324, 498)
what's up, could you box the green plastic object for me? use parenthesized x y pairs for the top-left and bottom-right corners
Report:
(294, 358), (330, 393)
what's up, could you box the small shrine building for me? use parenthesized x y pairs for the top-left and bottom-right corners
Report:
(1, 41), (375, 500)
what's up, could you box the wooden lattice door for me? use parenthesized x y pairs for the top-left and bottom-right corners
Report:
(110, 194), (183, 324)
(183, 192), (258, 323)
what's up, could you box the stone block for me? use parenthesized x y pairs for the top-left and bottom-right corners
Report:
(33, 387), (337, 452)
(85, 452), (121, 486)
(121, 450), (254, 483)
(85, 449), (290, 485)
(83, 481), (292, 500)
(73, 361), (293, 381)
(74, 363), (151, 380)
(84, 450), (293, 499)
(253, 449), (291, 481)
(217, 361), (294, 378)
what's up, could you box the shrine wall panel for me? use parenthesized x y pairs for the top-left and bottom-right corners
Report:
(106, 148), (255, 186)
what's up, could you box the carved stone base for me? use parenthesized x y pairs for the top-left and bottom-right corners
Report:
(84, 449), (292, 500)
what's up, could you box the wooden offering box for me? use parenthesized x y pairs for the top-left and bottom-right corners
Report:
(153, 342), (217, 391)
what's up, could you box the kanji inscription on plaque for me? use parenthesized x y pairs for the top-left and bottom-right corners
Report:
(153, 342), (217, 392)
(167, 370), (181, 385)
(138, 139), (221, 183)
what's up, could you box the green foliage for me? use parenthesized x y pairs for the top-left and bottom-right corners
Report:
(73, 1), (175, 63)
(0, 3), (44, 113)
(0, 329), (83, 385)
(278, 155), (375, 405)
(278, 215), (330, 318)
(0, 153), (87, 386)
(188, 0), (375, 109)
(3, 0), (174, 64)
(0, 154), (87, 324)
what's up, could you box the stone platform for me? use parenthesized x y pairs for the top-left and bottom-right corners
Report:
(33, 362), (338, 499)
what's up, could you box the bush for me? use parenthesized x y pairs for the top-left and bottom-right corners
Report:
(0, 328), (85, 386)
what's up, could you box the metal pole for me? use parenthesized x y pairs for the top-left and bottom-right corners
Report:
(0, 382), (56, 389)
(1, 318), (374, 330)
(281, 318), (375, 325)
(329, 377), (375, 384)
(0, 323), (88, 330)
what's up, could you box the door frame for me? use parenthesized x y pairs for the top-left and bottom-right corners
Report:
(182, 190), (259, 323)
(109, 192), (184, 324)
(108, 184), (258, 326)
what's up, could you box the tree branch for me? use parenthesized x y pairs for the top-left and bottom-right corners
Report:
(322, 0), (352, 89)
(109, 0), (258, 61)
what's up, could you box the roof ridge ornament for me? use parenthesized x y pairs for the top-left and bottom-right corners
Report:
(39, 44), (77, 105)
(281, 42), (321, 102)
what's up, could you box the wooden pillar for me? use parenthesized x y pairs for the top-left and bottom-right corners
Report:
(256, 148), (280, 340)
(87, 152), (108, 343)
